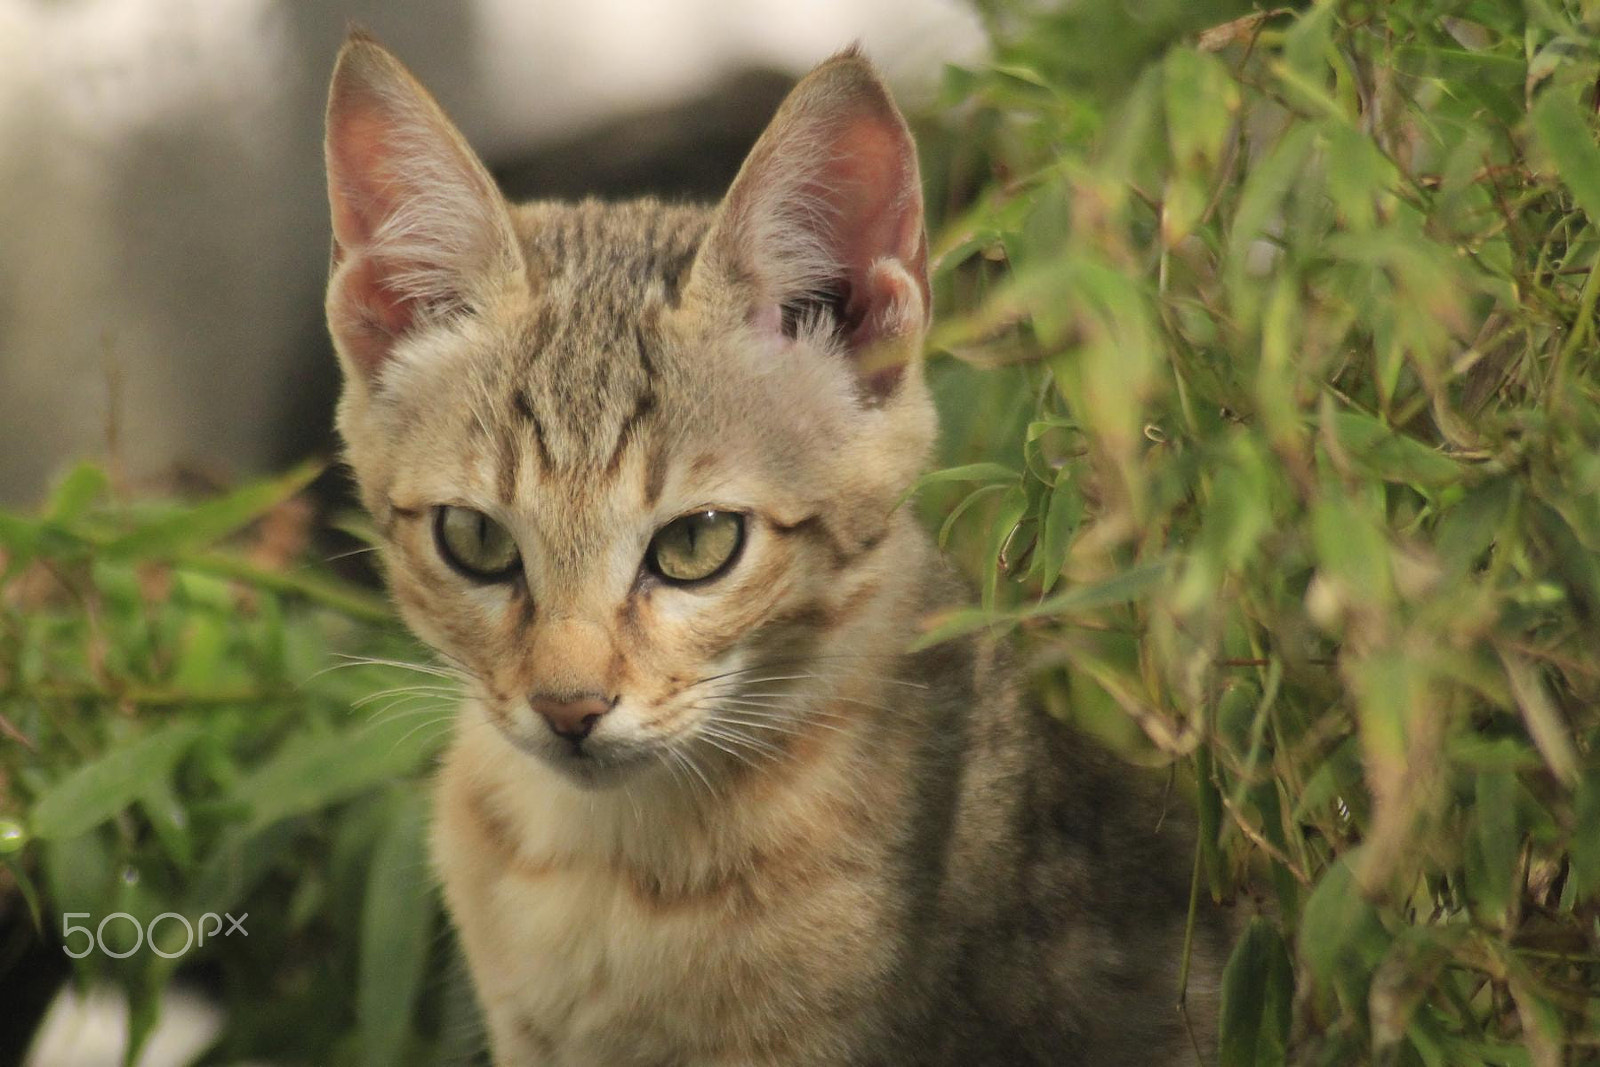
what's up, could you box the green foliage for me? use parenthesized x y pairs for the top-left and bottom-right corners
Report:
(921, 0), (1600, 1061)
(4, 2), (1600, 1063)
(0, 465), (467, 1064)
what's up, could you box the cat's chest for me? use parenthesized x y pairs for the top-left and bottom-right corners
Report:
(436, 760), (902, 1065)
(480, 862), (748, 1058)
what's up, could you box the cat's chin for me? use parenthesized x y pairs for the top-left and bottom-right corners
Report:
(537, 752), (646, 791)
(507, 733), (652, 791)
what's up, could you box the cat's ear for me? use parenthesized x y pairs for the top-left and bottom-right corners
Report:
(323, 32), (523, 383)
(695, 49), (929, 399)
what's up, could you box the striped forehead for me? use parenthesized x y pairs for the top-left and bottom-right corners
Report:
(482, 200), (707, 507)
(500, 313), (660, 490)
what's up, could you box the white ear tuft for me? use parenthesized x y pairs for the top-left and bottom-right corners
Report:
(323, 33), (522, 382)
(695, 50), (930, 399)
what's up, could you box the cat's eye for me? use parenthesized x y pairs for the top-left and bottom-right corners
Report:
(434, 506), (521, 580)
(647, 511), (745, 585)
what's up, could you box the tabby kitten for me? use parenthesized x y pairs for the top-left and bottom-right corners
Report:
(323, 32), (1224, 1066)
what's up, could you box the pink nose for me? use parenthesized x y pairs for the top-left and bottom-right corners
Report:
(529, 692), (611, 740)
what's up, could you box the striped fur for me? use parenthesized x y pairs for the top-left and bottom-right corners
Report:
(325, 33), (1225, 1066)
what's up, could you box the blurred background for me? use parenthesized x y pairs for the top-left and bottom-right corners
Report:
(0, 0), (985, 507)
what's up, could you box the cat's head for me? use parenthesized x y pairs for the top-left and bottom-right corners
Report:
(323, 34), (934, 788)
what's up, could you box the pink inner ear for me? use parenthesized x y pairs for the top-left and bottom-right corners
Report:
(333, 255), (419, 377)
(328, 101), (404, 254)
(820, 117), (926, 279)
(326, 89), (433, 377)
(795, 112), (929, 393)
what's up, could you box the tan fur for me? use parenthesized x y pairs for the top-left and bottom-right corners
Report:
(324, 34), (1222, 1066)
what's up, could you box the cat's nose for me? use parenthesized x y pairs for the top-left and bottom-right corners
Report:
(529, 692), (612, 740)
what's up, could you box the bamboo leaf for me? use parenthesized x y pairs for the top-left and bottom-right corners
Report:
(1218, 918), (1293, 1067)
(104, 459), (322, 558)
(46, 462), (109, 525)
(30, 722), (203, 841)
(359, 788), (433, 1067)
(1532, 89), (1600, 227)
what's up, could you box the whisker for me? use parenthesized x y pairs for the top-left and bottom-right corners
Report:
(391, 714), (455, 752)
(686, 652), (930, 688)
(708, 715), (805, 737)
(621, 781), (644, 827)
(700, 723), (786, 760)
(715, 706), (856, 739)
(323, 545), (381, 563)
(669, 746), (717, 799)
(366, 699), (455, 725)
(695, 730), (760, 769)
(723, 689), (900, 716)
(307, 654), (472, 685)
(653, 748), (689, 795)
(352, 684), (462, 709)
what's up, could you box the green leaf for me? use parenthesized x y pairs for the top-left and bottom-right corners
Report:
(1226, 122), (1317, 314)
(1282, 0), (1337, 80)
(1567, 770), (1600, 899)
(1329, 411), (1462, 489)
(0, 852), (43, 931)
(901, 462), (1021, 512)
(1499, 648), (1580, 787)
(1218, 917), (1293, 1067)
(184, 821), (298, 919)
(359, 788), (433, 1067)
(103, 458), (321, 558)
(982, 485), (1029, 611)
(1322, 122), (1396, 231)
(1435, 477), (1514, 576)
(46, 462), (109, 525)
(1036, 475), (1084, 595)
(232, 711), (449, 833)
(1471, 770), (1520, 921)
(30, 722), (203, 841)
(124, 972), (164, 1067)
(182, 550), (394, 624)
(137, 775), (195, 870)
(1312, 491), (1393, 610)
(938, 483), (1010, 550)
(912, 558), (1171, 649)
(1532, 88), (1600, 228)
(1292, 735), (1363, 821)
(0, 510), (43, 561)
(1162, 171), (1210, 247)
(1164, 47), (1239, 168)
(1175, 437), (1275, 611)
(1251, 781), (1300, 923)
(1297, 853), (1389, 1008)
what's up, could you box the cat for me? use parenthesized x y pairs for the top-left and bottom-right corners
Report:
(322, 31), (1226, 1066)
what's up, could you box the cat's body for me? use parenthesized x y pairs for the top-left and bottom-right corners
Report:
(437, 555), (1214, 1066)
(323, 36), (1223, 1066)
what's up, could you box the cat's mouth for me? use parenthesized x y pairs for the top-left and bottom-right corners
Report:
(491, 711), (656, 789)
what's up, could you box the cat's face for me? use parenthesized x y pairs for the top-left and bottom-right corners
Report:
(324, 36), (932, 787)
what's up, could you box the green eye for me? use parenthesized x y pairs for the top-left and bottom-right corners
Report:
(434, 506), (520, 580)
(647, 511), (745, 584)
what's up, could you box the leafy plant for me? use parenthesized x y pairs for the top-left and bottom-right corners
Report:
(918, 0), (1600, 1062)
(0, 464), (474, 1064)
(5, 1), (1600, 1064)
